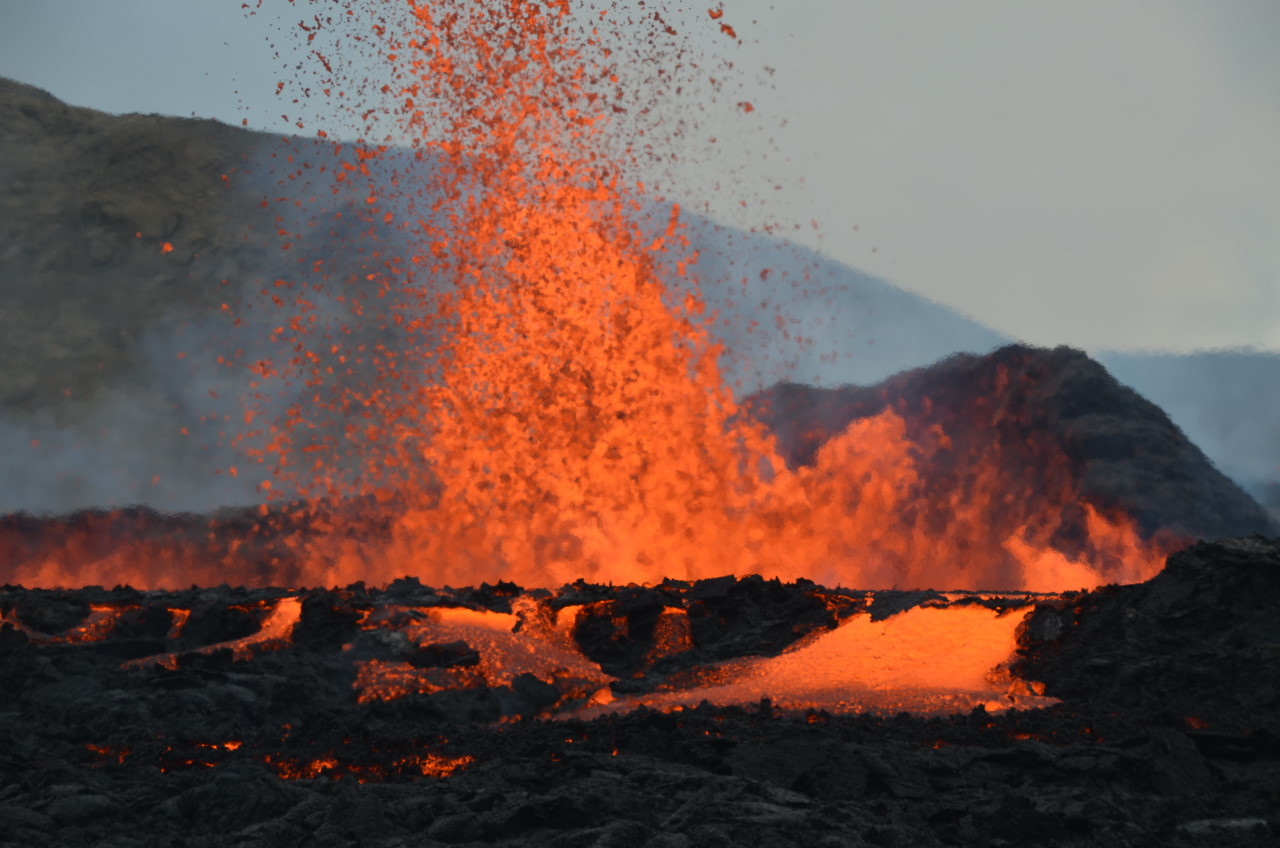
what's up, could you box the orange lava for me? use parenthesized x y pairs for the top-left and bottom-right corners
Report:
(354, 600), (610, 706)
(342, 592), (1055, 718)
(213, 0), (1174, 594)
(0, 2), (1177, 597)
(166, 607), (191, 639)
(265, 750), (473, 781)
(122, 597), (302, 670)
(85, 743), (131, 765)
(0, 603), (137, 644)
(583, 604), (1056, 717)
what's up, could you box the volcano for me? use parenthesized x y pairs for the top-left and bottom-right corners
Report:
(2, 2), (1279, 844)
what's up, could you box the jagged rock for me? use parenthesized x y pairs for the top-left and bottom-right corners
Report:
(1, 543), (1276, 848)
(1015, 536), (1280, 729)
(427, 810), (485, 843)
(726, 737), (870, 799)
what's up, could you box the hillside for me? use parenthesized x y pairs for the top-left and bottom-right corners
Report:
(747, 345), (1277, 542)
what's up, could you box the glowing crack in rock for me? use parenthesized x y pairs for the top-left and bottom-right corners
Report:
(122, 597), (302, 671)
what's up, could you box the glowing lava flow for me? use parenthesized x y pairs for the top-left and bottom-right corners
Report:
(336, 589), (1051, 718)
(0, 603), (137, 644)
(354, 599), (612, 706)
(264, 749), (473, 782)
(583, 604), (1055, 718)
(122, 597), (302, 670)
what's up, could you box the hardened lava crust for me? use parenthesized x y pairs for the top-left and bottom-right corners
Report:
(1, 537), (1278, 847)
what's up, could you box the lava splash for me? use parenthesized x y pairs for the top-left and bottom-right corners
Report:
(0, 4), (1185, 595)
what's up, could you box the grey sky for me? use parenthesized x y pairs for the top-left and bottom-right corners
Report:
(2, 0), (1277, 354)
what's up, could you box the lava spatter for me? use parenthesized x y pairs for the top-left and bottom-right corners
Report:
(216, 1), (1175, 594)
(0, 4), (1175, 594)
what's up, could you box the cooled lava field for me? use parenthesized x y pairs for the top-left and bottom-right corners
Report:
(1, 537), (1279, 846)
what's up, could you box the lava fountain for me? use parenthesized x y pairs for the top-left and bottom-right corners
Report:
(184, 0), (1170, 595)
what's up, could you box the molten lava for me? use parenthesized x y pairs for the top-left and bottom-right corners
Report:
(0, 602), (137, 644)
(1, 580), (1055, 721)
(0, 4), (1178, 600)
(586, 603), (1055, 717)
(353, 599), (611, 706)
(264, 749), (472, 782)
(122, 597), (302, 671)
(186, 0), (1175, 595)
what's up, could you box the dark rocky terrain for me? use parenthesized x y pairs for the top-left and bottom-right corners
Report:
(1, 538), (1278, 846)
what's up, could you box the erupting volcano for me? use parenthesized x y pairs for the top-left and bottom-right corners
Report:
(238, 0), (1179, 595)
(6, 1), (1182, 594)
(2, 2), (1278, 845)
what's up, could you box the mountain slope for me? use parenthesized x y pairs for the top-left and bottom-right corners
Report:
(0, 78), (1010, 512)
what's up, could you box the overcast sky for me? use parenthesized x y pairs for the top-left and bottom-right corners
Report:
(2, 0), (1277, 354)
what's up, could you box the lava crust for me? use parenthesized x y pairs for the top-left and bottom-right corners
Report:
(2, 538), (1278, 846)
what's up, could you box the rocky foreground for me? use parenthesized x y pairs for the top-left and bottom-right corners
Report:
(1, 537), (1278, 847)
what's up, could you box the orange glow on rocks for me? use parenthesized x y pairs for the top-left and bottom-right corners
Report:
(123, 597), (301, 670)
(353, 600), (611, 707)
(265, 750), (474, 782)
(0, 602), (138, 644)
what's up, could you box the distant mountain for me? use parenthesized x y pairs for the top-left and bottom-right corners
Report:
(0, 76), (1272, 523)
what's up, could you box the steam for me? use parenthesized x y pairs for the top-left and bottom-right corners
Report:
(0, 134), (422, 515)
(0, 338), (260, 515)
